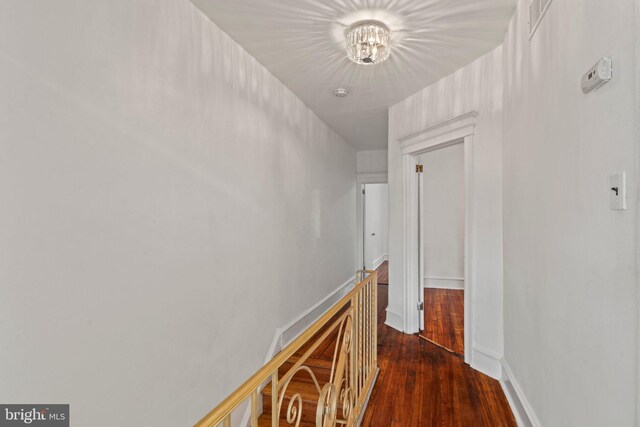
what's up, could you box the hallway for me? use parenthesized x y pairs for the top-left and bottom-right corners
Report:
(361, 283), (516, 426)
(3, 1), (638, 425)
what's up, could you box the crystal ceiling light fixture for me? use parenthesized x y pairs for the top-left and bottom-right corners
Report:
(346, 20), (391, 65)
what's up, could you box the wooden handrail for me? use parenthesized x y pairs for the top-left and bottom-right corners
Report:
(195, 270), (378, 427)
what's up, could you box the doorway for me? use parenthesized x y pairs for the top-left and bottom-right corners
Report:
(417, 144), (465, 357)
(398, 111), (476, 364)
(362, 183), (389, 282)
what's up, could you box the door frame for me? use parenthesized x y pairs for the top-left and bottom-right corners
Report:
(356, 173), (388, 272)
(417, 159), (425, 331)
(398, 112), (476, 363)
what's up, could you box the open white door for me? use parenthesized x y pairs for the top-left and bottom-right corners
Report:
(417, 157), (425, 332)
(361, 184), (367, 270)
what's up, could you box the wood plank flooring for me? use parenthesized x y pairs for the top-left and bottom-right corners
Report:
(375, 261), (388, 285)
(360, 284), (516, 427)
(421, 289), (465, 357)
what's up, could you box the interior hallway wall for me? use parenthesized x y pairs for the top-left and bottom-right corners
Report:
(388, 45), (504, 377)
(501, 0), (638, 425)
(364, 183), (389, 270)
(421, 143), (465, 289)
(0, 1), (356, 426)
(357, 149), (388, 175)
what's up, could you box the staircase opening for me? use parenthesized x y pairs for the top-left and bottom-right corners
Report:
(195, 272), (379, 427)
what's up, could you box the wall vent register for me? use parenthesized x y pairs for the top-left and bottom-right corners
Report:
(529, 0), (554, 37)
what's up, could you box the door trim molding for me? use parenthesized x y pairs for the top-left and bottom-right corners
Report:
(398, 112), (477, 152)
(397, 112), (476, 364)
(356, 172), (388, 183)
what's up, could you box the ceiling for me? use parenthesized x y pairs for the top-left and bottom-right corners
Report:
(192, 0), (516, 150)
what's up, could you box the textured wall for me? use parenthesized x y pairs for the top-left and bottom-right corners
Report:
(357, 150), (388, 174)
(502, 0), (638, 425)
(421, 143), (465, 283)
(0, 1), (356, 425)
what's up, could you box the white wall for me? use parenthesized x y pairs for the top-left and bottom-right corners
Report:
(388, 46), (504, 375)
(357, 149), (388, 174)
(364, 184), (388, 270)
(421, 143), (465, 289)
(0, 1), (356, 426)
(502, 1), (638, 425)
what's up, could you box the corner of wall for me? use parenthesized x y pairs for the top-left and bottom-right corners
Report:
(500, 358), (541, 427)
(384, 308), (404, 332)
(471, 344), (503, 379)
(372, 255), (386, 270)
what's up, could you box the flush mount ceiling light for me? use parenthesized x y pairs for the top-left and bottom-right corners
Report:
(346, 21), (391, 65)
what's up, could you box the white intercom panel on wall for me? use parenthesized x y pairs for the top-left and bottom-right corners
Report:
(581, 57), (612, 94)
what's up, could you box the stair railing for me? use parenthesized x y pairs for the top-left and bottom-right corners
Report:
(195, 270), (378, 427)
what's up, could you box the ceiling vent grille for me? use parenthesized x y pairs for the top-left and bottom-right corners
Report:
(529, 0), (553, 37)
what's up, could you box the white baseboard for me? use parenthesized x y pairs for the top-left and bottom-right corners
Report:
(471, 344), (502, 379)
(372, 254), (387, 270)
(500, 359), (541, 427)
(385, 308), (404, 332)
(241, 275), (355, 427)
(423, 277), (464, 290)
(280, 276), (355, 349)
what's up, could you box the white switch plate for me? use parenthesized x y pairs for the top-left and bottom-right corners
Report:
(610, 172), (626, 210)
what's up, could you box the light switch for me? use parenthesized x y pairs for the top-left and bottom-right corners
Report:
(609, 172), (626, 210)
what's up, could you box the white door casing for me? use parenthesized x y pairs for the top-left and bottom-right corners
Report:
(417, 158), (425, 332)
(398, 112), (476, 363)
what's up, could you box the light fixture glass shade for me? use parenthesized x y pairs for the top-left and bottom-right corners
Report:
(346, 21), (390, 65)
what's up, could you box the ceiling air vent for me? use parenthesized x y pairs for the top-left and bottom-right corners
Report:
(529, 0), (541, 32)
(529, 0), (553, 37)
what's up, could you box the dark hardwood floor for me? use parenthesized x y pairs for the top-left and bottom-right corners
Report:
(374, 261), (388, 285)
(421, 288), (465, 357)
(361, 284), (516, 427)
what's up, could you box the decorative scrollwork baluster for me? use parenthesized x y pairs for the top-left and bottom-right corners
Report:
(285, 393), (303, 427)
(278, 366), (323, 427)
(338, 378), (354, 423)
(194, 272), (378, 427)
(316, 383), (337, 427)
